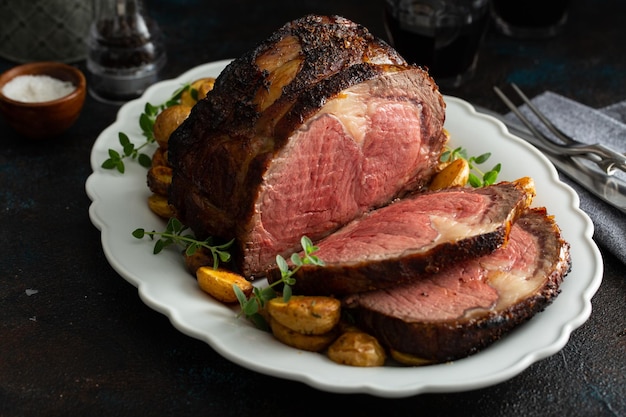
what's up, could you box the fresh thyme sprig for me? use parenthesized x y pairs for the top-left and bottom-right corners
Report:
(102, 83), (190, 173)
(440, 146), (502, 187)
(234, 236), (324, 329)
(132, 217), (233, 269)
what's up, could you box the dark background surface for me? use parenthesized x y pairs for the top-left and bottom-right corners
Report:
(1, 0), (625, 416)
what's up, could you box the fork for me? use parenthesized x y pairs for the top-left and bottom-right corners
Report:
(493, 83), (626, 176)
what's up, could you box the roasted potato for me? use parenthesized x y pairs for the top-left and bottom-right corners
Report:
(196, 266), (253, 304)
(147, 193), (174, 219)
(269, 318), (338, 352)
(153, 104), (192, 150)
(184, 247), (215, 275)
(429, 157), (470, 190)
(151, 147), (168, 168)
(147, 164), (172, 196)
(266, 295), (341, 335)
(180, 77), (216, 107)
(327, 331), (386, 367)
(389, 349), (433, 366)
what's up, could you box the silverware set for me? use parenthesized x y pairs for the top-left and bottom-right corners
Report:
(494, 83), (626, 176)
(478, 84), (626, 214)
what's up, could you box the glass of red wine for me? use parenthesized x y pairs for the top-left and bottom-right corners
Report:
(384, 0), (490, 89)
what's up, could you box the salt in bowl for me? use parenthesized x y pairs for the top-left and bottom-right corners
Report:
(0, 61), (86, 139)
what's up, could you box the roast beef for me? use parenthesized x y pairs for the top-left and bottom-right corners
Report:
(265, 178), (535, 295)
(168, 15), (448, 278)
(342, 207), (571, 363)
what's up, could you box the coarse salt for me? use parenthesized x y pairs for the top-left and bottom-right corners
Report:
(2, 74), (76, 103)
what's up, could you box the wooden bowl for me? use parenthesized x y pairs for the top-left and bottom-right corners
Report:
(0, 61), (86, 139)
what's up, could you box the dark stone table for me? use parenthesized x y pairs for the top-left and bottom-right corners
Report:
(1, 0), (624, 416)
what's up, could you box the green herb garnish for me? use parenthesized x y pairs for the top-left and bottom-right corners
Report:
(234, 236), (324, 329)
(132, 217), (233, 269)
(102, 83), (190, 173)
(440, 146), (502, 187)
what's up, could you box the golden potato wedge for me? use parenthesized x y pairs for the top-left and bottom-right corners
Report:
(196, 266), (253, 304)
(269, 318), (338, 352)
(147, 193), (174, 219)
(180, 77), (215, 107)
(153, 104), (192, 150)
(389, 349), (433, 366)
(266, 295), (341, 335)
(147, 164), (172, 196)
(196, 79), (215, 99)
(428, 157), (470, 190)
(327, 331), (386, 367)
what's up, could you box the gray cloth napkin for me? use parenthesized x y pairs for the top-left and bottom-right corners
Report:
(505, 91), (626, 265)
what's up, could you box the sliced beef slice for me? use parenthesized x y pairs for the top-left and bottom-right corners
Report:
(343, 207), (571, 363)
(266, 178), (535, 295)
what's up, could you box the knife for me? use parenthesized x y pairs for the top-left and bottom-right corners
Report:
(475, 106), (626, 214)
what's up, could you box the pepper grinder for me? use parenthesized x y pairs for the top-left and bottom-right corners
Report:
(87, 0), (166, 103)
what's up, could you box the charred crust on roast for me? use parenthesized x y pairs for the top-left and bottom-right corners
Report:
(274, 63), (382, 138)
